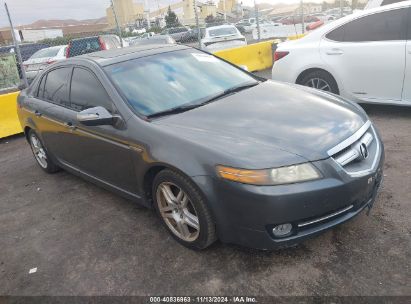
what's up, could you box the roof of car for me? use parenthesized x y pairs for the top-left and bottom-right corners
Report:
(206, 24), (237, 31)
(287, 0), (411, 43)
(76, 44), (191, 66)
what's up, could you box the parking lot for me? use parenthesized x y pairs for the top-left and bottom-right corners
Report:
(0, 68), (410, 296)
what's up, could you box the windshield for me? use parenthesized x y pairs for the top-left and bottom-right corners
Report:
(208, 27), (238, 37)
(105, 50), (257, 116)
(30, 47), (60, 59)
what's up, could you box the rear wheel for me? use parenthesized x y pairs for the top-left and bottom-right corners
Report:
(28, 130), (60, 173)
(300, 70), (339, 94)
(153, 169), (216, 250)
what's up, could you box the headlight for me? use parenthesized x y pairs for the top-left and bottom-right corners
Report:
(216, 163), (321, 185)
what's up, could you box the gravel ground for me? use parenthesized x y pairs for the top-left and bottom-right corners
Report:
(0, 73), (410, 296)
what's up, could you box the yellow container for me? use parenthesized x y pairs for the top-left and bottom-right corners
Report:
(213, 40), (280, 72)
(0, 91), (22, 138)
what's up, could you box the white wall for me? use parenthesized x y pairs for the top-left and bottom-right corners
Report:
(22, 29), (63, 42)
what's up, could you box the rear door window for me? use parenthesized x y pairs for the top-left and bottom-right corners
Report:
(382, 0), (404, 5)
(407, 7), (411, 40)
(326, 8), (406, 42)
(43, 67), (71, 107)
(70, 38), (100, 57)
(69, 67), (113, 112)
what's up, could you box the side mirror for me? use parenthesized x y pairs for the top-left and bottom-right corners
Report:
(238, 65), (249, 71)
(77, 106), (114, 126)
(17, 82), (27, 91)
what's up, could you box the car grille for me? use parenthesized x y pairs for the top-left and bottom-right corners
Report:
(327, 121), (381, 177)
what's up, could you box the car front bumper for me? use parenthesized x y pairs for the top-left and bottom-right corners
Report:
(193, 151), (384, 250)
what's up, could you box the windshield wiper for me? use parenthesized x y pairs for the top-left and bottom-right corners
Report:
(147, 104), (201, 119)
(222, 82), (260, 95)
(147, 82), (259, 119)
(196, 81), (260, 105)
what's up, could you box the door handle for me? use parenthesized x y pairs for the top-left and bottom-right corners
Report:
(65, 122), (76, 130)
(34, 110), (42, 117)
(326, 49), (344, 55)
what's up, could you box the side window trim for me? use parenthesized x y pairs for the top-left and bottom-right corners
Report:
(69, 66), (115, 113)
(39, 66), (73, 109)
(36, 73), (47, 99)
(324, 7), (408, 43)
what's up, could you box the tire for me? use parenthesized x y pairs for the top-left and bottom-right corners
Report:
(152, 169), (217, 250)
(28, 129), (60, 174)
(300, 70), (339, 94)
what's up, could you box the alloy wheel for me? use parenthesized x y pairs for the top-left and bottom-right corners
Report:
(30, 134), (48, 169)
(305, 78), (332, 92)
(156, 182), (200, 242)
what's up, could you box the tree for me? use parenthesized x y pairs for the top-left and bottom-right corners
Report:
(165, 6), (180, 28)
(204, 14), (224, 25)
(205, 14), (215, 24)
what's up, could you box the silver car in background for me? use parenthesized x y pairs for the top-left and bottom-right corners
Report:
(201, 25), (247, 52)
(130, 35), (176, 46)
(23, 45), (67, 81)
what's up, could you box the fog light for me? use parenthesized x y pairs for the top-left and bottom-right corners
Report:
(272, 223), (292, 237)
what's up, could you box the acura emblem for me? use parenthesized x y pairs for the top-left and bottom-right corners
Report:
(359, 143), (369, 159)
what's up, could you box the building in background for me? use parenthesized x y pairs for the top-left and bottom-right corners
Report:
(200, 1), (217, 19)
(20, 29), (63, 42)
(106, 0), (145, 28)
(218, 0), (238, 13)
(149, 0), (241, 26)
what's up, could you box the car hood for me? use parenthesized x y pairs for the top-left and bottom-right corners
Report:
(154, 81), (367, 168)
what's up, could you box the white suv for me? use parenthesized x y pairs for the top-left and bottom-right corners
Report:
(272, 1), (411, 105)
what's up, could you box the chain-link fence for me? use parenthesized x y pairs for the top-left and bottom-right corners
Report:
(0, 0), (367, 91)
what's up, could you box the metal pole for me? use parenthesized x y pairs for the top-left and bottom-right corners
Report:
(4, 2), (28, 88)
(340, 0), (343, 18)
(193, 0), (201, 49)
(301, 0), (305, 34)
(254, 0), (260, 41)
(223, 0), (227, 22)
(110, 0), (123, 47)
(144, 0), (151, 29)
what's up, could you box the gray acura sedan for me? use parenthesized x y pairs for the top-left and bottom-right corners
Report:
(17, 44), (384, 250)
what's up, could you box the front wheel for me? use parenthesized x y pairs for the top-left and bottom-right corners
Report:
(300, 70), (339, 94)
(153, 169), (217, 250)
(28, 130), (60, 173)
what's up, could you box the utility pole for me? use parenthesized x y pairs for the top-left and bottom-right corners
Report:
(223, 0), (227, 22)
(4, 2), (28, 88)
(144, 0), (151, 29)
(301, 0), (305, 34)
(110, 0), (123, 47)
(193, 0), (201, 49)
(254, 0), (260, 41)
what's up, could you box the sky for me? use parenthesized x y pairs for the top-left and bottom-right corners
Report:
(0, 0), (334, 27)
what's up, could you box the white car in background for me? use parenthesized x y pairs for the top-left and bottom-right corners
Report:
(201, 25), (247, 52)
(23, 45), (67, 81)
(272, 1), (411, 105)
